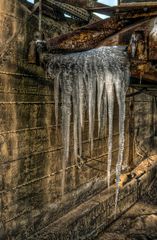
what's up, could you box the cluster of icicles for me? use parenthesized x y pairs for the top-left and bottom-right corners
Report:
(48, 46), (130, 210)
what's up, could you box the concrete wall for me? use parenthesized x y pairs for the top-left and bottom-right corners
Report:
(0, 0), (156, 239)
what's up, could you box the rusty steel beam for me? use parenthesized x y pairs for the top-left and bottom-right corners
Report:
(44, 0), (100, 22)
(87, 2), (157, 15)
(57, 0), (91, 8)
(57, 0), (108, 8)
(86, 6), (115, 16)
(47, 10), (157, 53)
(42, 3), (65, 20)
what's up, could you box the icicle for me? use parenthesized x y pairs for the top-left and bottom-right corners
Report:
(150, 18), (157, 40)
(95, 59), (105, 137)
(105, 71), (114, 188)
(77, 70), (84, 158)
(47, 46), (130, 202)
(60, 68), (73, 196)
(54, 69), (61, 129)
(87, 60), (97, 154)
(72, 82), (78, 164)
(114, 68), (129, 213)
(75, 53), (85, 161)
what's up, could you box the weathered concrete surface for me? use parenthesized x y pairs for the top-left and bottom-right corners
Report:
(98, 172), (157, 240)
(0, 0), (156, 239)
(27, 156), (157, 240)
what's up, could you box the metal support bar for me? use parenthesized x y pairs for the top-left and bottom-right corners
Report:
(39, 0), (42, 37)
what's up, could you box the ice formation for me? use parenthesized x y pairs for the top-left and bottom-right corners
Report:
(150, 18), (157, 40)
(48, 46), (130, 207)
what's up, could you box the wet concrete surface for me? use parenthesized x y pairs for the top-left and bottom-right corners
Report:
(98, 177), (157, 240)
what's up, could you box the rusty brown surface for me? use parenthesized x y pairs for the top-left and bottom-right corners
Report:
(98, 17), (157, 84)
(47, 10), (157, 53)
(149, 35), (157, 61)
(46, 13), (157, 84)
(57, 0), (93, 8)
(87, 3), (157, 16)
(56, 0), (108, 8)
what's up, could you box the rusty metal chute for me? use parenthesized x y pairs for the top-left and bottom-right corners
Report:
(44, 4), (157, 88)
(25, 0), (157, 88)
(46, 3), (157, 53)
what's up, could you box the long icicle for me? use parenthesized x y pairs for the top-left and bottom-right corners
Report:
(54, 68), (61, 130)
(60, 68), (73, 197)
(72, 81), (78, 165)
(105, 71), (114, 188)
(114, 69), (129, 213)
